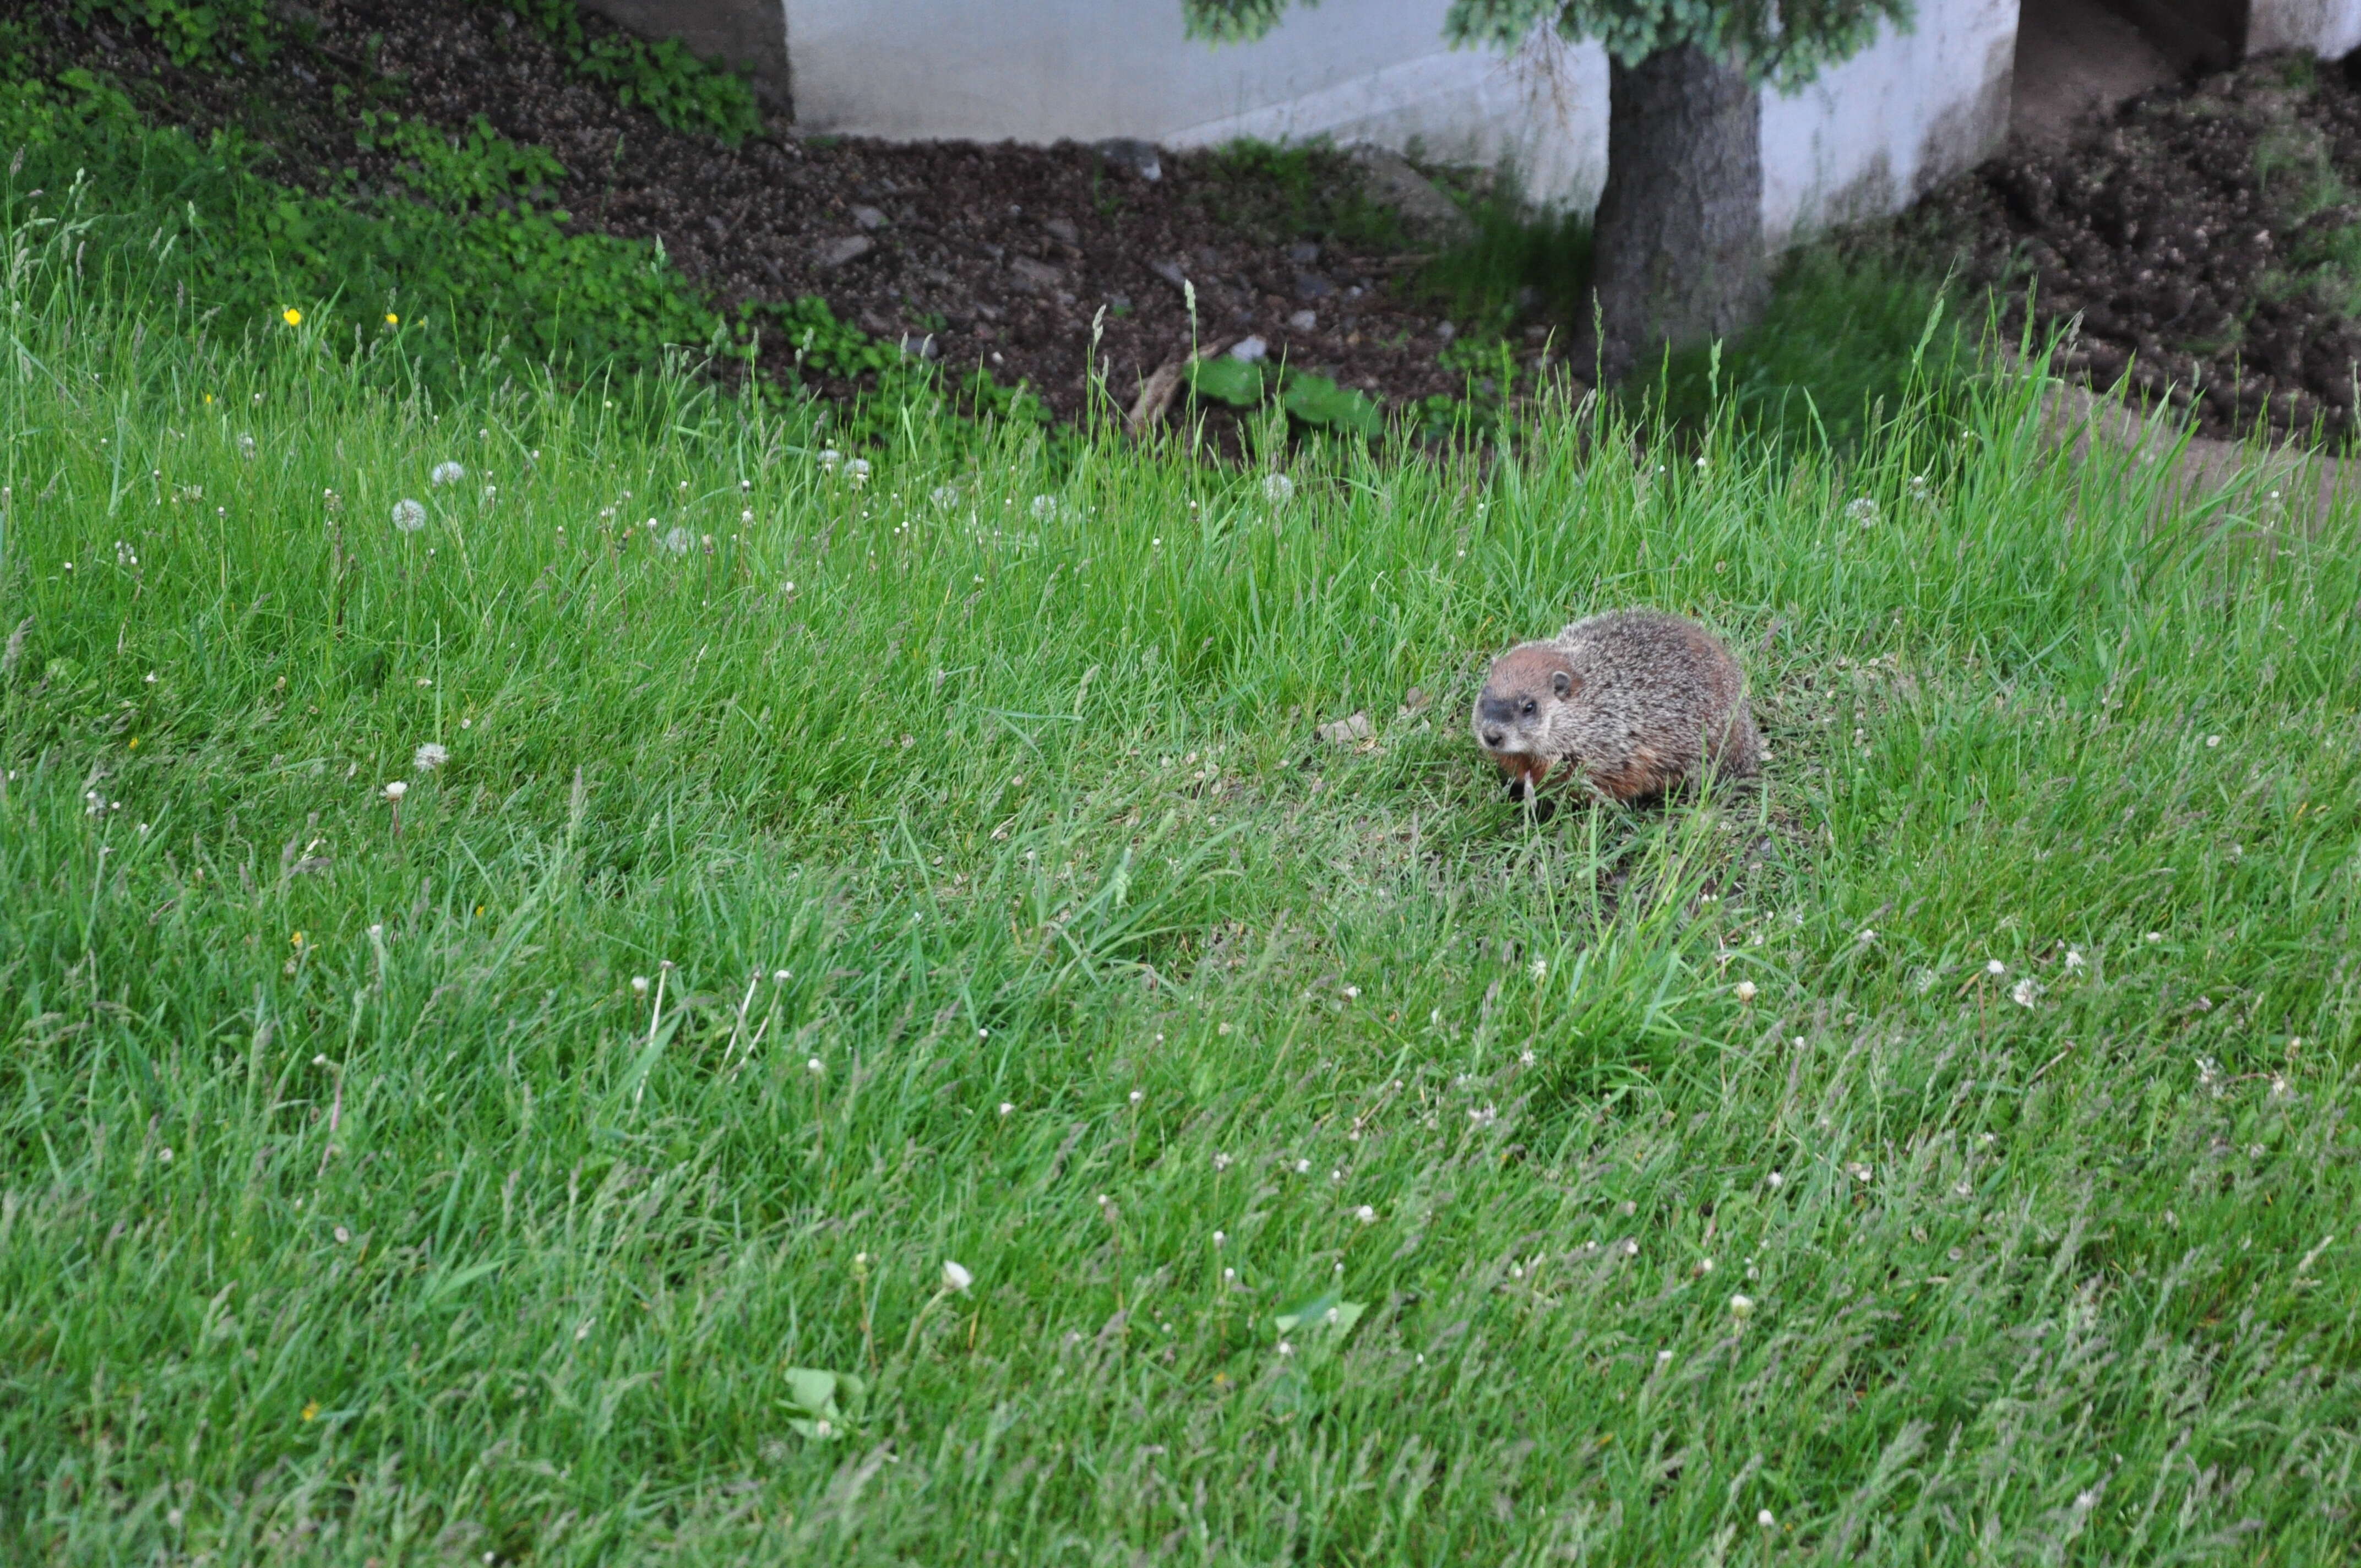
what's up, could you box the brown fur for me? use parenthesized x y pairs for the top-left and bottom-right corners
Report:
(1473, 609), (1762, 803)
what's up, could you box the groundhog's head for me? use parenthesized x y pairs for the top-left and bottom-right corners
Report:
(1474, 643), (1581, 778)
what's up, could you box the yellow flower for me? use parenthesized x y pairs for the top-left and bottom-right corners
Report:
(282, 308), (302, 326)
(204, 393), (214, 405)
(291, 931), (306, 948)
(385, 312), (399, 325)
(301, 1401), (320, 1422)
(127, 737), (139, 750)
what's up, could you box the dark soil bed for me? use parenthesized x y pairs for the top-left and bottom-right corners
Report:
(1907, 50), (2361, 445)
(26, 0), (1513, 431)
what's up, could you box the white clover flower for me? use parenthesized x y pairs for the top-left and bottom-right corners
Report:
(1263, 472), (1294, 505)
(1354, 1205), (1377, 1223)
(431, 461), (465, 487)
(2011, 977), (2041, 1008)
(631, 976), (649, 995)
(998, 1102), (1014, 1117)
(1729, 1293), (1755, 1319)
(1734, 980), (1759, 1002)
(807, 1057), (825, 1075)
(391, 498), (427, 532)
(844, 458), (872, 488)
(413, 742), (448, 773)
(662, 526), (694, 557)
(1846, 497), (1878, 525)
(941, 1260), (973, 1293)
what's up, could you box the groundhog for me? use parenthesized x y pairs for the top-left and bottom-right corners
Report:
(1473, 609), (1762, 802)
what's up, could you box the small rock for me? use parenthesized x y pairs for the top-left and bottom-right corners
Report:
(1318, 711), (1374, 745)
(1096, 138), (1163, 181)
(1042, 217), (1079, 246)
(1228, 335), (1268, 363)
(1286, 241), (1321, 265)
(1151, 259), (1188, 291)
(816, 235), (873, 269)
(897, 333), (940, 361)
(1350, 146), (1477, 247)
(1288, 309), (1318, 333)
(1010, 255), (1065, 292)
(1294, 271), (1335, 300)
(1436, 320), (1457, 343)
(851, 205), (887, 230)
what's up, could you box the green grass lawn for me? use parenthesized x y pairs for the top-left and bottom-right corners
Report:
(3, 210), (2360, 1565)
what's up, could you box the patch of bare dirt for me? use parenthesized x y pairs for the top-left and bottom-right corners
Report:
(33, 0), (1511, 427)
(1908, 50), (2361, 445)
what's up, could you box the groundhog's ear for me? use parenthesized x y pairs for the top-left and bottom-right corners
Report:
(1551, 668), (1574, 696)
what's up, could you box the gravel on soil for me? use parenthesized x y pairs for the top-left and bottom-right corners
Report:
(1907, 51), (2361, 445)
(31, 0), (1537, 430)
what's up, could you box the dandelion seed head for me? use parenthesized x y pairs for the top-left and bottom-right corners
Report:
(1729, 1292), (1755, 1318)
(1355, 1205), (1376, 1223)
(382, 780), (407, 802)
(431, 461), (465, 487)
(413, 742), (448, 773)
(630, 976), (649, 995)
(1734, 980), (1758, 1001)
(391, 499), (426, 532)
(1986, 959), (2006, 976)
(1263, 472), (1294, 504)
(941, 1260), (973, 1292)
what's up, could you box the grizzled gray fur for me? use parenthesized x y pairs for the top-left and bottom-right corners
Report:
(1473, 609), (1761, 802)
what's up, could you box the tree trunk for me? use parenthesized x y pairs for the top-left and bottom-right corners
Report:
(1577, 45), (1767, 386)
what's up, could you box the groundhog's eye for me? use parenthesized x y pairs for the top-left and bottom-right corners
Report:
(1521, 699), (1536, 717)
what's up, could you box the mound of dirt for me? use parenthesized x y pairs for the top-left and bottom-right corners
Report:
(30, 0), (1528, 429)
(1910, 51), (2361, 445)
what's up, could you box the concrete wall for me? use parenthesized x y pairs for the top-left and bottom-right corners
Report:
(578, 0), (794, 109)
(1760, 0), (2017, 246)
(595, 0), (2015, 248)
(782, 1), (1609, 209)
(2247, 0), (2361, 58)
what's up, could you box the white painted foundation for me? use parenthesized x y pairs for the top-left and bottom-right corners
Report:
(781, 0), (2016, 247)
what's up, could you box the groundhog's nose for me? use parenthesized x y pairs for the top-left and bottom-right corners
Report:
(1482, 729), (1505, 749)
